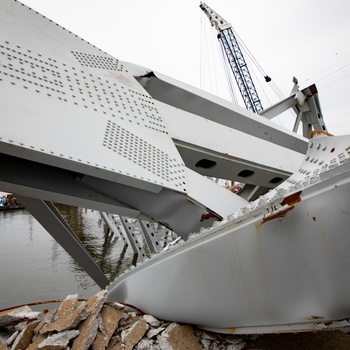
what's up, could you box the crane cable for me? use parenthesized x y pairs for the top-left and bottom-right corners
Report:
(231, 27), (271, 83)
(200, 13), (220, 95)
(304, 54), (350, 84)
(311, 62), (350, 90)
(200, 9), (290, 108)
(233, 29), (289, 104)
(200, 11), (238, 103)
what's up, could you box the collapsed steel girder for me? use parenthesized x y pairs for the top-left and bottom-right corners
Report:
(0, 0), (326, 292)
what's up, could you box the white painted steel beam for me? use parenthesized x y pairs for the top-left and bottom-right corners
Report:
(136, 72), (309, 154)
(0, 153), (247, 238)
(120, 216), (148, 258)
(260, 84), (327, 138)
(100, 212), (120, 238)
(157, 101), (304, 187)
(108, 134), (350, 332)
(18, 196), (109, 288)
(0, 154), (141, 218)
(0, 0), (247, 239)
(2, 0), (350, 335)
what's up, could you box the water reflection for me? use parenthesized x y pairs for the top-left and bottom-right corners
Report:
(0, 204), (137, 310)
(55, 204), (137, 282)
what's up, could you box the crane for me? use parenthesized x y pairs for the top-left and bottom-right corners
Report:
(200, 2), (270, 114)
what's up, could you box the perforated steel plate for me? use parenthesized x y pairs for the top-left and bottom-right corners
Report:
(0, 0), (187, 193)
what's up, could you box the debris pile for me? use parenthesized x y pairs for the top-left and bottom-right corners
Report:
(0, 290), (246, 350)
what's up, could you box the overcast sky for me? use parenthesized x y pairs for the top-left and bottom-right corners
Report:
(20, 0), (350, 136)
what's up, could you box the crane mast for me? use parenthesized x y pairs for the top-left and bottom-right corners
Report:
(200, 3), (264, 114)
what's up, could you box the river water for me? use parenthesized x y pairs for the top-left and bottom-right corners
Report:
(0, 204), (136, 310)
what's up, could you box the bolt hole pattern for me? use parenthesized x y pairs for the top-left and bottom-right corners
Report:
(103, 120), (185, 185)
(0, 41), (168, 135)
(0, 37), (186, 188)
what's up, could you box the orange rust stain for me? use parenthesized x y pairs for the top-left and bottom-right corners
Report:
(281, 191), (302, 206)
(200, 213), (222, 221)
(200, 209), (223, 222)
(262, 206), (294, 224)
(200, 213), (216, 221)
(310, 130), (334, 138)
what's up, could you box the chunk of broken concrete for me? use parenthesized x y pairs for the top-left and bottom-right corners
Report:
(147, 326), (165, 339)
(5, 330), (19, 347)
(121, 318), (148, 350)
(143, 314), (161, 328)
(0, 306), (40, 327)
(136, 338), (155, 350)
(158, 323), (202, 350)
(106, 336), (122, 350)
(11, 320), (40, 350)
(27, 332), (47, 350)
(38, 329), (80, 349)
(92, 305), (124, 350)
(54, 295), (79, 319)
(71, 290), (107, 350)
(34, 309), (57, 334)
(40, 302), (89, 334)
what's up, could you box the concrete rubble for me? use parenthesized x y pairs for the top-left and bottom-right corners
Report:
(0, 290), (248, 350)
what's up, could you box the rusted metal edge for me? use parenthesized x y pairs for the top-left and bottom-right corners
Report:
(0, 299), (145, 315)
(261, 190), (302, 224)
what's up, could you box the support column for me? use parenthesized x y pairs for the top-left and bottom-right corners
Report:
(19, 196), (110, 288)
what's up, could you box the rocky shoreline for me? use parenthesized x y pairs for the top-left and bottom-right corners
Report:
(1, 290), (350, 350)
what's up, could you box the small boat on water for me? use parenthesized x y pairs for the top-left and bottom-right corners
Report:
(0, 204), (25, 211)
(0, 0), (350, 334)
(0, 194), (24, 211)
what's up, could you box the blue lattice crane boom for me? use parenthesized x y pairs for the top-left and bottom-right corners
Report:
(200, 3), (270, 114)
